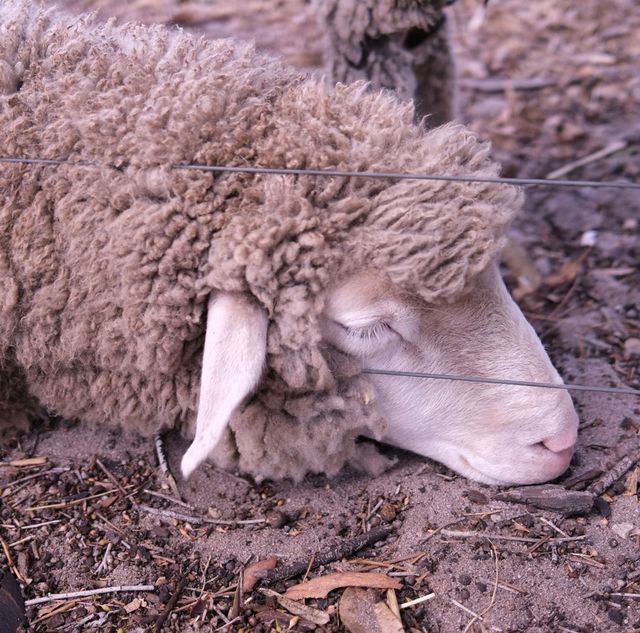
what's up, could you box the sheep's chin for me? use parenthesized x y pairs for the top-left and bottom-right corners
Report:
(426, 450), (513, 486)
(439, 449), (571, 486)
(453, 454), (529, 486)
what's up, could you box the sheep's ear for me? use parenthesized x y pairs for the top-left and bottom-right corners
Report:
(181, 293), (267, 479)
(321, 273), (418, 357)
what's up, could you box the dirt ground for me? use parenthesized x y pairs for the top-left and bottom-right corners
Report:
(1, 0), (639, 631)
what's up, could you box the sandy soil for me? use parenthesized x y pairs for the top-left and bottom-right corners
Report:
(1, 0), (639, 631)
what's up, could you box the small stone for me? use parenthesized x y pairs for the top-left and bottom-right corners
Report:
(265, 510), (287, 529)
(464, 490), (488, 504)
(459, 574), (472, 586)
(580, 230), (598, 246)
(378, 503), (397, 523)
(611, 523), (634, 539)
(520, 515), (534, 528)
(607, 609), (625, 625)
(623, 218), (638, 230)
(623, 338), (640, 359)
(594, 496), (611, 518)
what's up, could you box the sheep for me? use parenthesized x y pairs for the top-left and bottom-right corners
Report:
(0, 1), (579, 485)
(51, 0), (454, 125)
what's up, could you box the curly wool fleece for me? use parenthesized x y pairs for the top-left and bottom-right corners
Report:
(0, 1), (522, 480)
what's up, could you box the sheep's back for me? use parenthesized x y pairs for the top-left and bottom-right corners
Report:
(0, 1), (301, 432)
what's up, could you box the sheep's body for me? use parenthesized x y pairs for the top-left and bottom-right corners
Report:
(51, 0), (455, 125)
(0, 1), (517, 480)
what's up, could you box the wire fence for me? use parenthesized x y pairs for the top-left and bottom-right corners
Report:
(1, 154), (639, 399)
(1, 156), (640, 190)
(362, 369), (640, 397)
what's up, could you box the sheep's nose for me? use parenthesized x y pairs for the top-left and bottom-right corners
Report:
(540, 427), (578, 454)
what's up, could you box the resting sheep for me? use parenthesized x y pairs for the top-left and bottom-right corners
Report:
(0, 1), (578, 485)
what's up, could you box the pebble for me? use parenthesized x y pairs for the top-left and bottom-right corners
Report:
(607, 609), (625, 625)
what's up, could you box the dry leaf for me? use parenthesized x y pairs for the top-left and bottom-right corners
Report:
(124, 597), (144, 613)
(544, 258), (582, 286)
(339, 587), (404, 633)
(373, 601), (405, 633)
(244, 557), (278, 593)
(386, 588), (401, 620)
(501, 240), (542, 298)
(285, 572), (401, 600)
(259, 589), (330, 626)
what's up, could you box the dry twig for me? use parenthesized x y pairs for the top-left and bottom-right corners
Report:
(440, 529), (586, 544)
(399, 593), (435, 609)
(547, 139), (628, 179)
(257, 526), (393, 586)
(25, 584), (155, 606)
(153, 577), (188, 633)
(589, 452), (639, 497)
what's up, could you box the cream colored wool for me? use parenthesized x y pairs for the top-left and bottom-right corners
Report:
(0, 1), (520, 480)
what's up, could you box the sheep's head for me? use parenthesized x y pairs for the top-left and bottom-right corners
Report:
(182, 127), (577, 485)
(320, 265), (579, 485)
(181, 259), (578, 485)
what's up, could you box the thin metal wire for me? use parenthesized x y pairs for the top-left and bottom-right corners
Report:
(2, 154), (638, 397)
(362, 368), (640, 397)
(175, 164), (640, 190)
(1, 156), (639, 190)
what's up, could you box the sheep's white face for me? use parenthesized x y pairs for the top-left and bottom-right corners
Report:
(181, 262), (578, 485)
(320, 264), (579, 485)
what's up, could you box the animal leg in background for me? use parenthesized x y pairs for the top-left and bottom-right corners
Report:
(181, 293), (267, 478)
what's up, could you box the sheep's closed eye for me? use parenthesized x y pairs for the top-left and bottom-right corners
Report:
(322, 273), (417, 356)
(338, 320), (397, 341)
(324, 317), (402, 357)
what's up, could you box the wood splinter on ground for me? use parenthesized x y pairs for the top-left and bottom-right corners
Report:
(588, 451), (640, 497)
(494, 484), (595, 514)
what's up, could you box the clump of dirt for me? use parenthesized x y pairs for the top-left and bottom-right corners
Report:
(1, 0), (639, 631)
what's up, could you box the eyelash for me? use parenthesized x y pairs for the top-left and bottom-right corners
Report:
(343, 321), (393, 339)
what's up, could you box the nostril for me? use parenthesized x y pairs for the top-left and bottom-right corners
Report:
(540, 429), (577, 454)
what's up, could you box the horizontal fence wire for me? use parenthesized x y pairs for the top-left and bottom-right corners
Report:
(2, 154), (639, 398)
(362, 369), (640, 397)
(1, 156), (640, 189)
